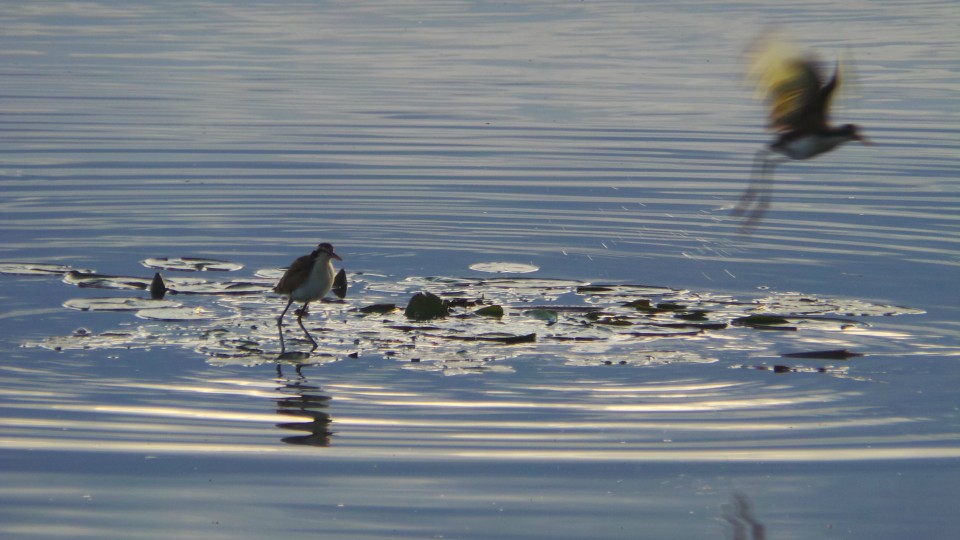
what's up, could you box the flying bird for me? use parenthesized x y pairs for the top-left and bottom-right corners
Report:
(733, 35), (871, 231)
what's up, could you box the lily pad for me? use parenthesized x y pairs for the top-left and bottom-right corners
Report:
(168, 280), (272, 295)
(469, 262), (540, 274)
(359, 303), (398, 315)
(479, 277), (584, 292)
(63, 271), (153, 290)
(136, 306), (233, 321)
(674, 310), (709, 321)
(781, 349), (864, 360)
(576, 285), (615, 293)
(439, 332), (536, 344)
(0, 262), (95, 276)
(64, 297), (181, 312)
(755, 293), (926, 317)
(255, 267), (287, 280)
(732, 314), (791, 327)
(142, 257), (244, 272)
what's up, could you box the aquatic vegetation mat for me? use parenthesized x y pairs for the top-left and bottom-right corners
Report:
(5, 258), (927, 375)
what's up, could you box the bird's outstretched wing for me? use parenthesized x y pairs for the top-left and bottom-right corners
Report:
(274, 254), (313, 294)
(748, 36), (836, 133)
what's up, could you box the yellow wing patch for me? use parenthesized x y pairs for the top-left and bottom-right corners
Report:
(747, 34), (824, 132)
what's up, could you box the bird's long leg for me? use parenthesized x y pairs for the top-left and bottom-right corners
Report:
(296, 301), (319, 350)
(733, 148), (779, 234)
(277, 298), (294, 354)
(732, 148), (771, 217)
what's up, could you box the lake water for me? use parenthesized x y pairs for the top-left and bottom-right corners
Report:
(1, 2), (958, 539)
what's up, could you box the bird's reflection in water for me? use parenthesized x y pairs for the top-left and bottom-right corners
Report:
(722, 493), (766, 540)
(274, 360), (334, 447)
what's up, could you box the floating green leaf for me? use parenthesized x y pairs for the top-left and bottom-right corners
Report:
(624, 299), (654, 311)
(360, 303), (398, 314)
(440, 332), (536, 344)
(781, 349), (864, 360)
(732, 314), (791, 327)
(577, 285), (615, 293)
(674, 310), (709, 321)
(404, 292), (449, 321)
(474, 305), (504, 318)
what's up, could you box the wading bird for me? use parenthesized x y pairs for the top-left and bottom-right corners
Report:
(274, 242), (342, 353)
(733, 36), (871, 232)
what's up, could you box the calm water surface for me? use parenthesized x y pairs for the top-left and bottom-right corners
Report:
(1, 2), (959, 539)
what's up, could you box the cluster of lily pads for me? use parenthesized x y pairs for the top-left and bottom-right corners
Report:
(0, 258), (924, 375)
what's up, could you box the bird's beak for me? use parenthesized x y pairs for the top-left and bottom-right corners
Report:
(857, 134), (874, 145)
(331, 252), (342, 261)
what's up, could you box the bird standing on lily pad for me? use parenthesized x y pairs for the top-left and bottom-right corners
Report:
(274, 242), (347, 354)
(733, 34), (872, 232)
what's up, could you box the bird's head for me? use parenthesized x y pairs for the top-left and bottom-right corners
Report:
(840, 124), (872, 145)
(315, 242), (342, 261)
